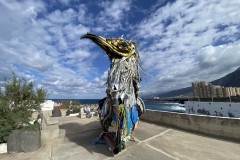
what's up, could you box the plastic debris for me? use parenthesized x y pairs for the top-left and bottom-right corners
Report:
(81, 33), (145, 154)
(92, 138), (109, 147)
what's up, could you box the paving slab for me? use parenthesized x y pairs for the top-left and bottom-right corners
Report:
(0, 141), (52, 160)
(51, 141), (112, 160)
(110, 143), (175, 160)
(133, 121), (169, 141)
(1, 116), (240, 160)
(147, 129), (240, 160)
(59, 117), (100, 134)
(52, 121), (113, 160)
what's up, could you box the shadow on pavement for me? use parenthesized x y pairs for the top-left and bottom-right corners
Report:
(59, 120), (114, 157)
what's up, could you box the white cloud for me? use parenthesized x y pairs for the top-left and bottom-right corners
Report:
(196, 42), (240, 73)
(99, 0), (131, 21)
(95, 0), (132, 32)
(47, 8), (77, 24)
(101, 70), (108, 81)
(63, 23), (89, 41)
(136, 0), (240, 96)
(1, 0), (240, 98)
(0, 0), (106, 98)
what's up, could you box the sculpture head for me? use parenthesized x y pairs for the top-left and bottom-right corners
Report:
(81, 32), (139, 61)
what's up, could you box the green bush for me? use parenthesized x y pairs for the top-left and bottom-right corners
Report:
(20, 122), (40, 131)
(71, 100), (80, 106)
(71, 100), (81, 113)
(72, 106), (81, 113)
(0, 100), (16, 143)
(0, 73), (46, 143)
(60, 100), (71, 109)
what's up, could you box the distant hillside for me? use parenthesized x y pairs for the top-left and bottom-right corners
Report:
(156, 87), (192, 98)
(211, 67), (240, 87)
(154, 67), (240, 98)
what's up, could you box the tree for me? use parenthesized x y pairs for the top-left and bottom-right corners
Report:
(61, 100), (71, 109)
(72, 100), (80, 106)
(0, 73), (46, 143)
(58, 100), (80, 109)
(71, 100), (81, 113)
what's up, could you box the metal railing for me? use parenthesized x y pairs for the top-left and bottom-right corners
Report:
(188, 97), (240, 103)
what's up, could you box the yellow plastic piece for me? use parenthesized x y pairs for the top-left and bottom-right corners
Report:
(97, 36), (135, 57)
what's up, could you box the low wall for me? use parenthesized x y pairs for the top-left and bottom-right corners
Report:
(140, 110), (240, 141)
(7, 130), (41, 152)
(185, 101), (240, 118)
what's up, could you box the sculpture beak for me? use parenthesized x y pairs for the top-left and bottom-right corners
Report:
(80, 32), (100, 40)
(81, 32), (135, 59)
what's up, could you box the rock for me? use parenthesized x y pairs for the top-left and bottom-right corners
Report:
(0, 143), (7, 154)
(52, 110), (62, 117)
(7, 130), (41, 152)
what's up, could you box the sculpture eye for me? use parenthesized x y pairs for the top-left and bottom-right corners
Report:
(121, 40), (127, 47)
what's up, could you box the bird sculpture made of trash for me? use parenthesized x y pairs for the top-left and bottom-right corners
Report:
(81, 33), (145, 155)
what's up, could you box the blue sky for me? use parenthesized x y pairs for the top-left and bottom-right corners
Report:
(0, 0), (240, 99)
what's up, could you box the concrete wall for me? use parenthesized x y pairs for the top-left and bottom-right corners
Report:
(41, 113), (59, 142)
(7, 130), (41, 152)
(140, 110), (240, 141)
(185, 101), (240, 118)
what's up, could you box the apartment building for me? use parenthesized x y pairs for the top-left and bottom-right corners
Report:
(192, 81), (240, 98)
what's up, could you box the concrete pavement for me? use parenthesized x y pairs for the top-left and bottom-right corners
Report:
(1, 116), (240, 160)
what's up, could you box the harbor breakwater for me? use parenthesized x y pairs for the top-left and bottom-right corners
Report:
(140, 110), (240, 142)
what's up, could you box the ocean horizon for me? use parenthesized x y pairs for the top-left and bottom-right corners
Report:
(50, 99), (185, 113)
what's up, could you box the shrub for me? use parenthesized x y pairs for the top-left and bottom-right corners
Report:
(71, 100), (81, 113)
(20, 122), (40, 131)
(61, 100), (71, 109)
(71, 100), (80, 106)
(55, 100), (81, 110)
(0, 100), (16, 143)
(72, 106), (81, 113)
(0, 73), (46, 143)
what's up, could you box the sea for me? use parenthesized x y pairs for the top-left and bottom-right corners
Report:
(56, 99), (185, 113)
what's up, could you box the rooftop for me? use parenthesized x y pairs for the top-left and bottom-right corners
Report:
(1, 116), (240, 160)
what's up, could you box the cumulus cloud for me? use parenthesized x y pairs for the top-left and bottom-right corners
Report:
(94, 0), (132, 33)
(0, 0), (53, 72)
(196, 42), (240, 73)
(136, 0), (240, 96)
(99, 0), (131, 21)
(47, 9), (77, 24)
(1, 0), (240, 98)
(0, 0), (107, 98)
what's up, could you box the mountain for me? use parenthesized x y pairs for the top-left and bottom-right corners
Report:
(154, 67), (240, 98)
(155, 87), (192, 98)
(211, 67), (240, 87)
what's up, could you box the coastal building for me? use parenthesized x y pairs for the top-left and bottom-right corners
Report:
(41, 100), (54, 110)
(223, 87), (230, 97)
(235, 88), (239, 95)
(192, 81), (240, 98)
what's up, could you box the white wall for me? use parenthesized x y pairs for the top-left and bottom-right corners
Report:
(41, 100), (54, 111)
(185, 101), (240, 118)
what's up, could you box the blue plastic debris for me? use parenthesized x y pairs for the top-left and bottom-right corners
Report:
(92, 138), (109, 147)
